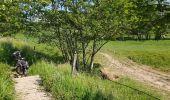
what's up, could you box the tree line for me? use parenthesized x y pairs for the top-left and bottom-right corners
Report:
(0, 0), (170, 73)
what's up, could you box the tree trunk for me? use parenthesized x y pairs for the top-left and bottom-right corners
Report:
(56, 28), (69, 61)
(72, 51), (77, 75)
(145, 33), (149, 40)
(80, 31), (86, 69)
(89, 53), (95, 71)
(76, 54), (80, 71)
(89, 39), (96, 71)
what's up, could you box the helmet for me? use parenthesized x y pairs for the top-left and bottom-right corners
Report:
(21, 58), (25, 60)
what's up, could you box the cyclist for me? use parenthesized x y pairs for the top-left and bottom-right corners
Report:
(13, 51), (29, 76)
(16, 57), (29, 76)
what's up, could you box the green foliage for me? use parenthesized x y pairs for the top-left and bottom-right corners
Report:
(0, 1), (22, 35)
(116, 0), (170, 40)
(40, 0), (127, 71)
(0, 63), (15, 100)
(29, 61), (168, 100)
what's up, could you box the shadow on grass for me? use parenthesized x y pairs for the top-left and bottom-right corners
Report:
(112, 81), (160, 100)
(0, 42), (64, 66)
(82, 90), (114, 100)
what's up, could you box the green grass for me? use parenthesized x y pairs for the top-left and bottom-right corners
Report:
(28, 61), (170, 100)
(0, 37), (62, 66)
(0, 63), (15, 100)
(102, 40), (170, 72)
(1, 36), (170, 99)
(0, 37), (61, 100)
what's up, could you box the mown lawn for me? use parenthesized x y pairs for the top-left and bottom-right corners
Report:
(102, 40), (170, 72)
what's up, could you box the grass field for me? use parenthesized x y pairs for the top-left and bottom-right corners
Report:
(102, 40), (170, 72)
(13, 34), (170, 72)
(0, 37), (170, 100)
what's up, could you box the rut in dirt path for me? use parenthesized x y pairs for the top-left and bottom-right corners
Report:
(100, 53), (170, 92)
(14, 75), (52, 100)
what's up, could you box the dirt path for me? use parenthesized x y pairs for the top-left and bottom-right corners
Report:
(100, 53), (170, 92)
(14, 75), (52, 100)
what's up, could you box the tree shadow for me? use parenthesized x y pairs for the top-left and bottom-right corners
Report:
(0, 42), (64, 66)
(82, 89), (114, 100)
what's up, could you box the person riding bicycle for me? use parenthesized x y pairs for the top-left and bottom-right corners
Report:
(13, 51), (29, 76)
(16, 57), (29, 76)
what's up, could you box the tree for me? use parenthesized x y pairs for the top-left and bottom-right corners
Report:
(120, 0), (170, 40)
(0, 0), (22, 36)
(122, 0), (158, 40)
(153, 0), (170, 40)
(39, 0), (123, 73)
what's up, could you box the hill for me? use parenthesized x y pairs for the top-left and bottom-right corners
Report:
(0, 37), (170, 100)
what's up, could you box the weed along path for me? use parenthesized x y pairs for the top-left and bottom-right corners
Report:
(14, 75), (52, 100)
(100, 53), (170, 92)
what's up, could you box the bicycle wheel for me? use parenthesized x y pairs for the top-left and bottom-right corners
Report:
(16, 66), (23, 75)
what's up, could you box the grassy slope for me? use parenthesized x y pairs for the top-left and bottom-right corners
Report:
(29, 61), (170, 100)
(0, 36), (60, 100)
(0, 37), (61, 65)
(102, 40), (170, 72)
(1, 36), (170, 99)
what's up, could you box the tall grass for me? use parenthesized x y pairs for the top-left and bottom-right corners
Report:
(29, 61), (113, 100)
(1, 37), (169, 99)
(0, 63), (15, 100)
(29, 61), (169, 100)
(0, 37), (62, 100)
(0, 38), (62, 66)
(102, 40), (170, 72)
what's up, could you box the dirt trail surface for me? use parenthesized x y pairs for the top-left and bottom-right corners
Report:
(100, 53), (170, 92)
(14, 75), (52, 100)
